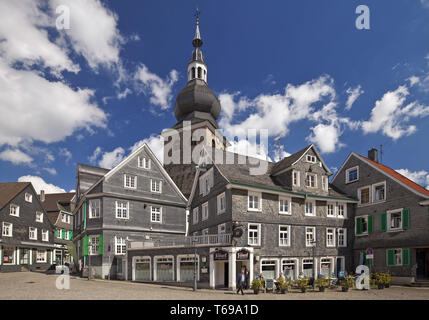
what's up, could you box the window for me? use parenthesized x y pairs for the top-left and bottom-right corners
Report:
(282, 259), (297, 280)
(124, 174), (137, 189)
(261, 260), (277, 280)
(248, 192), (261, 211)
(279, 198), (290, 215)
(306, 155), (317, 163)
(89, 236), (99, 255)
(321, 176), (328, 191)
(292, 170), (300, 187)
(305, 227), (316, 247)
(305, 201), (315, 216)
(248, 224), (261, 246)
(337, 204), (346, 218)
(202, 202), (209, 221)
(345, 166), (359, 183)
(61, 213), (71, 223)
(25, 193), (32, 202)
(218, 223), (226, 234)
(66, 230), (72, 240)
(89, 200), (100, 218)
(42, 230), (49, 242)
(327, 203), (335, 217)
(356, 215), (370, 235)
(115, 236), (126, 255)
(326, 228), (335, 247)
(29, 227), (37, 240)
(138, 156), (150, 169)
(373, 182), (386, 202)
(358, 186), (371, 205)
(150, 179), (162, 193)
(192, 207), (199, 224)
(387, 248), (410, 266)
(36, 250), (47, 263)
(320, 258), (332, 278)
(199, 170), (213, 195)
(9, 204), (19, 217)
(151, 206), (162, 223)
(115, 201), (129, 219)
(305, 173), (317, 188)
(337, 228), (347, 247)
(302, 258), (314, 278)
(279, 225), (291, 246)
(388, 210), (402, 231)
(217, 193), (226, 214)
(36, 211), (43, 222)
(2, 222), (12, 237)
(2, 246), (15, 264)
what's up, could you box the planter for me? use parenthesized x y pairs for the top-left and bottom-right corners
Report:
(341, 286), (349, 292)
(300, 287), (307, 293)
(280, 289), (287, 294)
(253, 289), (259, 294)
(377, 284), (384, 290)
(385, 284), (390, 288)
(319, 286), (325, 292)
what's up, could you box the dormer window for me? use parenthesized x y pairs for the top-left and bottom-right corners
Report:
(25, 193), (32, 203)
(305, 173), (317, 188)
(306, 155), (317, 163)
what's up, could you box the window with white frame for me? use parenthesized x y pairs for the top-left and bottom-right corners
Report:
(66, 230), (72, 240)
(321, 176), (328, 191)
(61, 213), (71, 223)
(151, 206), (162, 223)
(41, 229), (49, 242)
(337, 203), (346, 218)
(326, 228), (335, 247)
(115, 201), (129, 219)
(345, 166), (359, 183)
(217, 193), (226, 214)
(305, 201), (315, 216)
(199, 170), (213, 195)
(36, 211), (43, 223)
(358, 186), (371, 205)
(337, 228), (347, 247)
(302, 258), (314, 278)
(192, 207), (199, 224)
(305, 227), (316, 247)
(138, 156), (151, 169)
(89, 199), (100, 218)
(248, 223), (261, 246)
(388, 209), (402, 231)
(306, 155), (317, 163)
(373, 182), (386, 202)
(124, 174), (137, 189)
(2, 222), (12, 237)
(89, 235), (99, 255)
(305, 173), (317, 188)
(248, 192), (261, 211)
(9, 204), (19, 217)
(36, 250), (47, 263)
(327, 203), (335, 217)
(279, 197), (290, 215)
(202, 202), (209, 221)
(279, 225), (291, 246)
(218, 223), (226, 234)
(25, 193), (32, 202)
(29, 227), (37, 240)
(292, 170), (300, 187)
(115, 236), (126, 255)
(150, 179), (162, 193)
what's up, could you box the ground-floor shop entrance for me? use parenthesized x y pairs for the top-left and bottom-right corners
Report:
(416, 248), (429, 280)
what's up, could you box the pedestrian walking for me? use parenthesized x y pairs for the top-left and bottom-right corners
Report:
(236, 269), (246, 295)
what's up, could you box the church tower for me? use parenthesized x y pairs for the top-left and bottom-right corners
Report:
(163, 11), (228, 198)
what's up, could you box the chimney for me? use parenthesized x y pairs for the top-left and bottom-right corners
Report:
(40, 190), (45, 202)
(368, 148), (378, 163)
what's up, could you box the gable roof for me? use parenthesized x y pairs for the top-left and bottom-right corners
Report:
(39, 192), (75, 225)
(332, 152), (429, 199)
(0, 182), (31, 211)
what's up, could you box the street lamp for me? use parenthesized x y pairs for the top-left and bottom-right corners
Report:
(192, 237), (198, 291)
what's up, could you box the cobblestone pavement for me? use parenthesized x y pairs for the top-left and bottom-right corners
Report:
(1, 272), (429, 300)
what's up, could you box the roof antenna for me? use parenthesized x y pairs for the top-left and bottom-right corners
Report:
(379, 144), (383, 164)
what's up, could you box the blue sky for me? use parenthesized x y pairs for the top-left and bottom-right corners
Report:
(0, 0), (429, 193)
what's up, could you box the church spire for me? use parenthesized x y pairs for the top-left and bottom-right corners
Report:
(192, 8), (203, 48)
(187, 9), (207, 82)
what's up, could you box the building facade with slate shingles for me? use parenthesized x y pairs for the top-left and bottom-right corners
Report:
(0, 182), (55, 272)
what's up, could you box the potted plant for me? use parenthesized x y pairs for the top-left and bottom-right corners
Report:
(340, 275), (355, 292)
(251, 279), (263, 294)
(315, 276), (329, 292)
(276, 277), (292, 294)
(383, 272), (392, 288)
(295, 277), (309, 293)
(375, 272), (385, 290)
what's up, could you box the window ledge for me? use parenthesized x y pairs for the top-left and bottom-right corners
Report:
(247, 209), (262, 213)
(387, 229), (404, 233)
(355, 233), (368, 237)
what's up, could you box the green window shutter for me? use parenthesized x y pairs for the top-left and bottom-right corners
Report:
(356, 217), (362, 235)
(83, 235), (89, 256)
(69, 231), (73, 240)
(61, 229), (65, 239)
(387, 249), (395, 266)
(54, 230), (58, 238)
(98, 235), (104, 255)
(380, 213), (387, 232)
(368, 215), (373, 233)
(402, 248), (410, 266)
(402, 208), (410, 230)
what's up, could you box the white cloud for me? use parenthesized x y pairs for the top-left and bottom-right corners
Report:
(272, 145), (291, 162)
(227, 139), (270, 161)
(50, 0), (123, 70)
(307, 122), (345, 154)
(18, 175), (65, 194)
(0, 149), (33, 165)
(88, 146), (102, 164)
(0, 60), (107, 147)
(396, 169), (429, 190)
(98, 147), (125, 169)
(345, 85), (364, 110)
(43, 167), (57, 175)
(408, 76), (420, 87)
(134, 65), (179, 110)
(59, 148), (72, 163)
(361, 85), (429, 140)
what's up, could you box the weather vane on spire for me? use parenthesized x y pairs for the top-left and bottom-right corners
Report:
(195, 7), (200, 24)
(192, 8), (202, 48)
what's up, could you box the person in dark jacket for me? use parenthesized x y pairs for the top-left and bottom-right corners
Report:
(245, 268), (250, 289)
(236, 269), (246, 295)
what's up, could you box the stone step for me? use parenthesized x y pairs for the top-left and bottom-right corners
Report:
(410, 281), (429, 287)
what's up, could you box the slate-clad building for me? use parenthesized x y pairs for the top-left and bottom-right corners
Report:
(72, 143), (187, 279)
(0, 182), (55, 272)
(331, 149), (429, 284)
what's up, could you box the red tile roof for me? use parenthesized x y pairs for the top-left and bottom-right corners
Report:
(361, 155), (429, 197)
